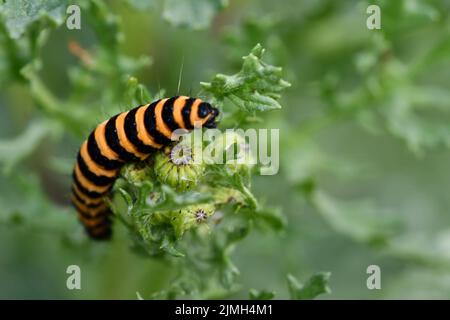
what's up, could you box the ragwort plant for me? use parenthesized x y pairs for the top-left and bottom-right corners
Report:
(113, 44), (292, 298)
(0, 0), (331, 299)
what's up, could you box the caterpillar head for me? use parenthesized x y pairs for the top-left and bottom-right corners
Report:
(197, 102), (219, 128)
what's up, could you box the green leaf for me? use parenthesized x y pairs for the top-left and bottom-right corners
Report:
(21, 63), (92, 137)
(0, 120), (53, 174)
(160, 235), (185, 257)
(207, 165), (258, 209)
(163, 0), (228, 30)
(381, 86), (450, 155)
(249, 289), (275, 300)
(0, 0), (68, 39)
(124, 76), (152, 106)
(310, 189), (401, 247)
(148, 185), (213, 212)
(250, 207), (287, 232)
(201, 44), (291, 113)
(287, 273), (331, 300)
(0, 171), (74, 236)
(387, 229), (450, 268)
(117, 188), (134, 214)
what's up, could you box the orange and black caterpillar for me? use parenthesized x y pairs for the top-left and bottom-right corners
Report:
(71, 96), (219, 240)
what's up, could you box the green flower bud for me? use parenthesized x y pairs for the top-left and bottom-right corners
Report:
(170, 204), (216, 239)
(212, 187), (246, 205)
(121, 160), (153, 187)
(154, 143), (205, 191)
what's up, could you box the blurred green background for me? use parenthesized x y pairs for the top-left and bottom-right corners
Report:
(1, 0), (450, 299)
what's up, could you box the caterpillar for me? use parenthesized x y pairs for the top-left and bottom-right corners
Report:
(71, 96), (219, 240)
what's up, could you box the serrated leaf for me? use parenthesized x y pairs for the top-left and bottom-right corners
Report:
(287, 273), (331, 300)
(0, 0), (68, 39)
(201, 44), (290, 113)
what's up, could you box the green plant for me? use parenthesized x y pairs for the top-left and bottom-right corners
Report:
(0, 0), (334, 300)
(109, 43), (294, 298)
(2, 0), (450, 300)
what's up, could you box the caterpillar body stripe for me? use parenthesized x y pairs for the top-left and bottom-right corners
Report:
(71, 96), (219, 240)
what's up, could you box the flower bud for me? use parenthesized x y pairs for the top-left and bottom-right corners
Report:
(170, 204), (216, 239)
(121, 160), (153, 186)
(154, 143), (205, 191)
